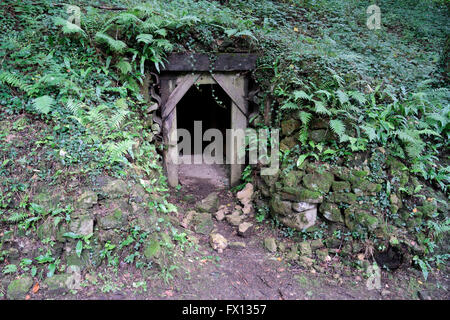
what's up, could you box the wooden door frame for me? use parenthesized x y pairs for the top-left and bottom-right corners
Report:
(160, 72), (248, 187)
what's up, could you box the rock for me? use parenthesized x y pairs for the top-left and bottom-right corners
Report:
(236, 183), (253, 207)
(292, 202), (316, 213)
(310, 239), (324, 250)
(181, 210), (196, 228)
(270, 195), (293, 216)
(331, 181), (350, 192)
(213, 209), (226, 221)
(192, 212), (214, 235)
(242, 204), (252, 215)
(302, 172), (334, 193)
(144, 237), (161, 259)
(43, 274), (72, 294)
(298, 256), (315, 268)
(309, 129), (331, 143)
(280, 136), (297, 151)
(7, 276), (33, 300)
(329, 192), (357, 204)
(226, 212), (243, 226)
(316, 248), (330, 261)
(286, 246), (299, 260)
(280, 187), (323, 203)
(228, 242), (246, 250)
(281, 119), (301, 136)
(238, 222), (253, 237)
(66, 266), (82, 290)
(417, 290), (432, 300)
(97, 209), (127, 230)
(278, 207), (317, 231)
(209, 233), (228, 253)
(195, 192), (219, 213)
(298, 241), (312, 256)
(282, 170), (304, 188)
(77, 190), (97, 209)
(102, 179), (128, 198)
(264, 237), (277, 253)
(319, 202), (343, 223)
(69, 215), (94, 236)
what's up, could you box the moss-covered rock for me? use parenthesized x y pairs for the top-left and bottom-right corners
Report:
(319, 202), (343, 223)
(280, 136), (297, 151)
(417, 199), (438, 218)
(69, 215), (94, 236)
(7, 276), (33, 300)
(280, 187), (323, 203)
(97, 209), (128, 230)
(331, 180), (351, 192)
(144, 237), (161, 260)
(281, 170), (304, 188)
(102, 179), (129, 198)
(43, 274), (71, 294)
(264, 237), (277, 253)
(309, 129), (331, 143)
(77, 190), (97, 209)
(269, 194), (293, 216)
(329, 192), (357, 204)
(278, 207), (317, 231)
(195, 192), (219, 213)
(192, 212), (214, 235)
(281, 119), (301, 136)
(302, 172), (334, 193)
(298, 241), (312, 256)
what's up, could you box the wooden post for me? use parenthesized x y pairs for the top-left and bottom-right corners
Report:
(212, 73), (248, 187)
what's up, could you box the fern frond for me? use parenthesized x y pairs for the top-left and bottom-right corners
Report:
(116, 59), (132, 75)
(33, 95), (55, 114)
(360, 124), (377, 141)
(329, 119), (346, 138)
(95, 32), (127, 53)
(0, 72), (36, 95)
(281, 101), (298, 110)
(298, 111), (312, 126)
(293, 90), (312, 101)
(54, 17), (86, 37)
(314, 100), (331, 115)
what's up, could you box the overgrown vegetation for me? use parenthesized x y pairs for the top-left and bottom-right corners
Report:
(0, 0), (448, 289)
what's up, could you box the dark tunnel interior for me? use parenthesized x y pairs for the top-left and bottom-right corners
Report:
(176, 84), (231, 158)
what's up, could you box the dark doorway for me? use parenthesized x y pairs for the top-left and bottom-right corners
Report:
(176, 84), (231, 157)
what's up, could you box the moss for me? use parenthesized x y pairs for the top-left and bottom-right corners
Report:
(280, 187), (323, 203)
(329, 192), (357, 204)
(7, 276), (33, 300)
(302, 172), (334, 193)
(144, 237), (161, 259)
(319, 202), (343, 223)
(269, 194), (292, 216)
(281, 170), (304, 188)
(281, 119), (301, 136)
(331, 180), (350, 192)
(417, 200), (438, 218)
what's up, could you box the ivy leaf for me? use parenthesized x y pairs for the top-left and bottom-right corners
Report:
(76, 240), (83, 258)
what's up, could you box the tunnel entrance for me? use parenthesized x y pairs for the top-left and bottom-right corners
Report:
(159, 53), (257, 187)
(176, 84), (231, 158)
(176, 83), (231, 188)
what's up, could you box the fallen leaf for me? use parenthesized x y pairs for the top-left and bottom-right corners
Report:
(164, 290), (174, 297)
(25, 295), (30, 300)
(32, 282), (39, 294)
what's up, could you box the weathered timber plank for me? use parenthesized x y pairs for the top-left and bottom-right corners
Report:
(161, 53), (257, 72)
